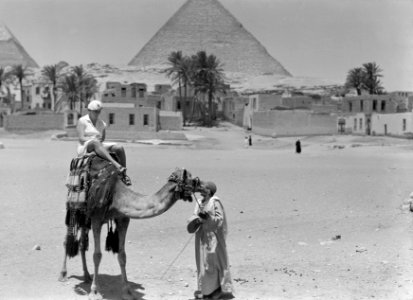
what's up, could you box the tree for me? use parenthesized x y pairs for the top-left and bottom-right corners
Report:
(345, 67), (365, 96)
(0, 66), (13, 110)
(41, 64), (61, 112)
(362, 62), (384, 95)
(164, 51), (185, 123)
(11, 64), (28, 110)
(345, 62), (385, 95)
(59, 65), (98, 114)
(192, 51), (225, 126)
(60, 73), (79, 111)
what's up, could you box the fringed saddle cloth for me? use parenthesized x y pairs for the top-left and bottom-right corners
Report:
(66, 154), (95, 206)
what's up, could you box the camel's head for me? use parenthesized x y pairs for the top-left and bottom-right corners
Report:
(168, 168), (202, 202)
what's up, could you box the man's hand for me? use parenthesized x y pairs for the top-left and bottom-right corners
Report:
(198, 212), (208, 220)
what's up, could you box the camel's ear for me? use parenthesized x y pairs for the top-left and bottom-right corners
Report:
(183, 169), (187, 180)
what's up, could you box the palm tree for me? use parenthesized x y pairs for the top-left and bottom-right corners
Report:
(192, 51), (225, 126)
(60, 74), (80, 111)
(164, 51), (185, 122)
(11, 64), (28, 110)
(0, 67), (14, 111)
(345, 67), (365, 96)
(180, 56), (194, 125)
(362, 62), (384, 95)
(41, 64), (61, 112)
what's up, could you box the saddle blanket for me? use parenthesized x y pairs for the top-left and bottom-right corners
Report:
(66, 154), (95, 204)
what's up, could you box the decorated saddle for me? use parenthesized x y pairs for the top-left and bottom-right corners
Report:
(64, 153), (119, 257)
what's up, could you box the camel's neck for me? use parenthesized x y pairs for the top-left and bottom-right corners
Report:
(111, 181), (179, 219)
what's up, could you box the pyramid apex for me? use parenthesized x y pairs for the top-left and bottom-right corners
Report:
(0, 22), (12, 41)
(129, 0), (291, 76)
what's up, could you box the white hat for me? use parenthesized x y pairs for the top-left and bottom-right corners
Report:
(87, 100), (103, 111)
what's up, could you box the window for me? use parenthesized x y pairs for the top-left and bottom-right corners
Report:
(253, 98), (257, 110)
(68, 113), (74, 125)
(177, 101), (181, 110)
(35, 87), (40, 95)
(359, 118), (363, 130)
(373, 100), (377, 111)
(129, 114), (135, 125)
(403, 119), (407, 131)
(121, 88), (126, 97)
(381, 100), (386, 111)
(354, 118), (357, 130)
(109, 113), (115, 125)
(349, 102), (352, 112)
(139, 89), (145, 98)
(360, 100), (364, 112)
(143, 114), (149, 126)
(157, 101), (161, 109)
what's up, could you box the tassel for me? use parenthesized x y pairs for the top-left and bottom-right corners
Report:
(105, 222), (114, 252)
(65, 209), (70, 226)
(66, 234), (79, 258)
(112, 228), (119, 253)
(105, 221), (119, 254)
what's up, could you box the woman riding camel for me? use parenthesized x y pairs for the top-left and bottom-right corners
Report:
(76, 99), (131, 186)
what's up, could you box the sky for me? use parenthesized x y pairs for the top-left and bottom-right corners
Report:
(0, 0), (412, 91)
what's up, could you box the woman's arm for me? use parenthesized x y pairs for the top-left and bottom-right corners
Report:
(77, 120), (89, 144)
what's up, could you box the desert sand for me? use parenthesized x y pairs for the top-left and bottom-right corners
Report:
(1, 122), (413, 300)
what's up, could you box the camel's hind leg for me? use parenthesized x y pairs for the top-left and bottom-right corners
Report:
(116, 217), (135, 300)
(89, 220), (103, 300)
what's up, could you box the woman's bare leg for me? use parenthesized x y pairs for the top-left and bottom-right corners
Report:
(106, 144), (126, 167)
(87, 140), (122, 170)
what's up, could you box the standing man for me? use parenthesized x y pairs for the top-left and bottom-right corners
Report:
(188, 181), (234, 299)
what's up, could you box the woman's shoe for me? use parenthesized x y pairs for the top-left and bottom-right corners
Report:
(118, 167), (132, 186)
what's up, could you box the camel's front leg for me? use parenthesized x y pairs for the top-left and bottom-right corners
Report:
(89, 221), (103, 300)
(58, 237), (68, 282)
(80, 227), (92, 282)
(116, 217), (135, 300)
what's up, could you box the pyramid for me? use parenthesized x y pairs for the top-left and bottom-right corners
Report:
(128, 0), (291, 76)
(0, 22), (39, 68)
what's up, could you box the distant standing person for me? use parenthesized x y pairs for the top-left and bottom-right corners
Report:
(187, 181), (234, 299)
(295, 139), (301, 154)
(76, 100), (131, 185)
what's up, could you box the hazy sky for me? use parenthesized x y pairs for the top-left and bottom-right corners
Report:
(0, 0), (412, 91)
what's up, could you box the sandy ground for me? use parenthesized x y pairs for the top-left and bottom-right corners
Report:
(1, 123), (413, 300)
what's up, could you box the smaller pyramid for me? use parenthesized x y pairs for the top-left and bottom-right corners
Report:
(0, 22), (39, 68)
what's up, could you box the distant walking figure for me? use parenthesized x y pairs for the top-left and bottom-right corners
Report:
(295, 140), (301, 153)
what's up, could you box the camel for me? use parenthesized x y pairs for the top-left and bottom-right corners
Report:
(59, 156), (201, 300)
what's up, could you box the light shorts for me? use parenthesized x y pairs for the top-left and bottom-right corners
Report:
(77, 140), (117, 156)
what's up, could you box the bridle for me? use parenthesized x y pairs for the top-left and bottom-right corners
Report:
(168, 169), (201, 201)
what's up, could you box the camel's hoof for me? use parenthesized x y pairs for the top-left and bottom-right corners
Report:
(58, 271), (68, 282)
(88, 290), (103, 300)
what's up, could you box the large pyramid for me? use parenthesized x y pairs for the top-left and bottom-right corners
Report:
(128, 0), (291, 76)
(0, 22), (39, 68)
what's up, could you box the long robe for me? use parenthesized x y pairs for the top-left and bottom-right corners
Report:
(193, 196), (234, 296)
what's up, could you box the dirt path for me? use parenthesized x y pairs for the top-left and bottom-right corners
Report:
(1, 125), (413, 300)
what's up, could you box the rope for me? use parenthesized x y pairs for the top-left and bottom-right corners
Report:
(160, 234), (194, 280)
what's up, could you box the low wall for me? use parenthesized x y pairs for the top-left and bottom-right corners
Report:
(252, 110), (337, 137)
(159, 111), (182, 130)
(5, 113), (65, 130)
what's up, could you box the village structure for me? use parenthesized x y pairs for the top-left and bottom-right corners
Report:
(0, 0), (412, 140)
